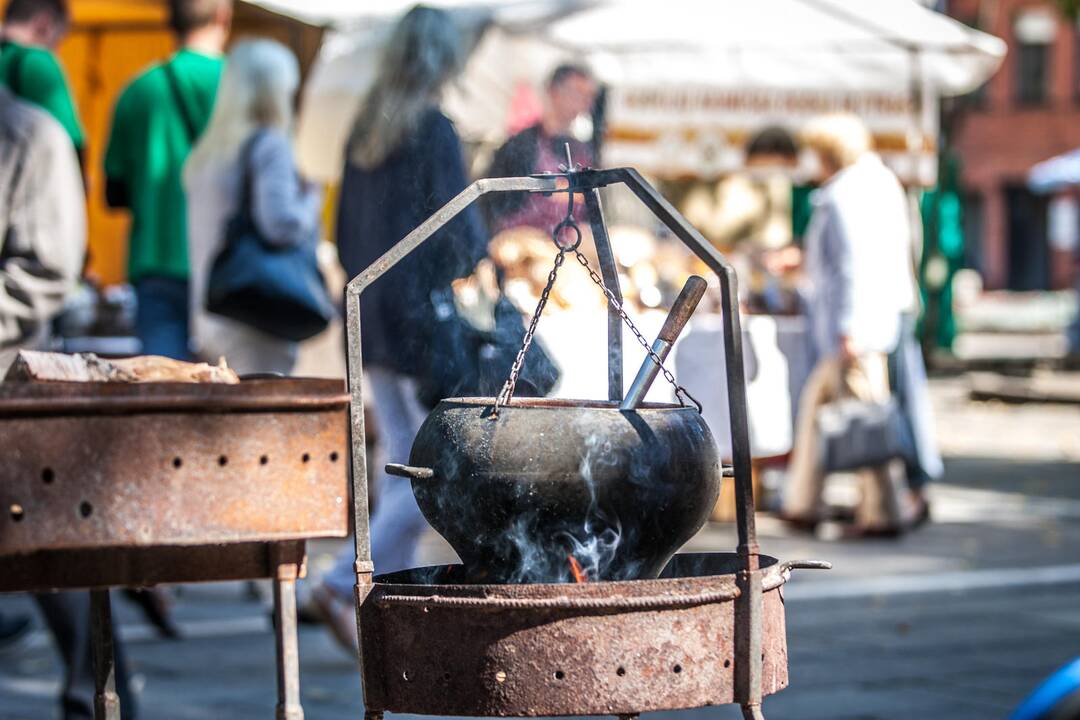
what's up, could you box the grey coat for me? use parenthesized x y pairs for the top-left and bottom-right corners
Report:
(0, 88), (85, 371)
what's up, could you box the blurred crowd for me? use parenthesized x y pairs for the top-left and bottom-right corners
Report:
(0, 0), (950, 716)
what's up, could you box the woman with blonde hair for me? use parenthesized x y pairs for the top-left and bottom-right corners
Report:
(316, 5), (488, 653)
(184, 38), (321, 374)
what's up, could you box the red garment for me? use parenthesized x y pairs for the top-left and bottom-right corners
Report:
(492, 130), (593, 236)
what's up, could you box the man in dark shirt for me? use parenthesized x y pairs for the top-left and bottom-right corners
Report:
(483, 64), (598, 235)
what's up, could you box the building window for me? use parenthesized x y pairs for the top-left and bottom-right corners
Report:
(1016, 42), (1050, 105)
(1014, 9), (1057, 107)
(965, 79), (990, 109)
(1004, 183), (1050, 291)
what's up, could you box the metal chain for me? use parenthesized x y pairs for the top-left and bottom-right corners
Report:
(493, 151), (700, 415)
(493, 248), (567, 416)
(493, 233), (701, 415)
(569, 249), (702, 413)
(493, 167), (583, 416)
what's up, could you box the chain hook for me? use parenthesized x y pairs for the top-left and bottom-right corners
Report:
(551, 145), (582, 252)
(552, 218), (583, 252)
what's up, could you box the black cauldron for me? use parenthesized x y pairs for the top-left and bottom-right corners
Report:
(395, 397), (721, 583)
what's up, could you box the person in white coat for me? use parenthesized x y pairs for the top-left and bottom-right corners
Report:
(776, 113), (917, 536)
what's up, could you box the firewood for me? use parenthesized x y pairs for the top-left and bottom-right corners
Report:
(4, 350), (240, 384)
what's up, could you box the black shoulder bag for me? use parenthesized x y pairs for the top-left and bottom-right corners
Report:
(417, 285), (560, 408)
(204, 133), (335, 342)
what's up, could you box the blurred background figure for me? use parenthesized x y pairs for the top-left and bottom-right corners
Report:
(0, 91), (84, 476)
(0, 86), (137, 720)
(0, 0), (84, 159)
(316, 4), (489, 654)
(890, 282), (943, 524)
(482, 63), (597, 235)
(104, 0), (232, 360)
(1067, 198), (1075, 358)
(684, 125), (801, 314)
(685, 126), (798, 252)
(1028, 145), (1080, 366)
(1049, 189), (1080, 362)
(777, 113), (918, 537)
(184, 38), (321, 375)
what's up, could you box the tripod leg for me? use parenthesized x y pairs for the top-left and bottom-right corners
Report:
(273, 563), (304, 720)
(741, 703), (766, 720)
(90, 590), (120, 720)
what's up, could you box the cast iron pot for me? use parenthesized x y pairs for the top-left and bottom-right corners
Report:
(390, 397), (721, 583)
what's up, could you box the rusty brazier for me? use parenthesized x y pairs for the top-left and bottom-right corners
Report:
(0, 378), (350, 719)
(345, 166), (829, 720)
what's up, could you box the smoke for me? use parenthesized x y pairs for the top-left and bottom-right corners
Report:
(557, 515), (621, 581)
(498, 510), (626, 584)
(496, 414), (641, 584)
(503, 513), (561, 584)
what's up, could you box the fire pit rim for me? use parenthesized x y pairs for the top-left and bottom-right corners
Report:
(438, 396), (688, 411)
(369, 552), (785, 596)
(0, 378), (348, 415)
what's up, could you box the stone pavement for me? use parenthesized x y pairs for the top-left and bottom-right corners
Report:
(1, 375), (1078, 719)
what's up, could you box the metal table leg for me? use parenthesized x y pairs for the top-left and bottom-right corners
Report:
(273, 561), (304, 720)
(742, 703), (766, 719)
(90, 589), (120, 720)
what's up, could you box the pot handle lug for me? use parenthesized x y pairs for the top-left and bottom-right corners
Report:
(780, 560), (832, 574)
(385, 463), (435, 481)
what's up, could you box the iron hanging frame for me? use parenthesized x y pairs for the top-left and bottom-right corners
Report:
(343, 167), (762, 712)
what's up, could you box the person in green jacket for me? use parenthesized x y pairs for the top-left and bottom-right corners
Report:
(104, 0), (231, 359)
(0, 0), (84, 156)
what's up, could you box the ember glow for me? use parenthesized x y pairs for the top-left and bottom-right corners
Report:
(568, 554), (588, 583)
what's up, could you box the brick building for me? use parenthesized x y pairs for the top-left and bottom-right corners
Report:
(947, 0), (1079, 291)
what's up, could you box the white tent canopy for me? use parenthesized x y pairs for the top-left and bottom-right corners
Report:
(253, 0), (580, 29)
(1030, 149), (1080, 194)
(278, 0), (1005, 183)
(544, 0), (1003, 94)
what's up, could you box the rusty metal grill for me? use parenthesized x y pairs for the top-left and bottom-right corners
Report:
(0, 378), (350, 719)
(0, 378), (349, 581)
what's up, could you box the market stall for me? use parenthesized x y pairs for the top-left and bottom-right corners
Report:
(289, 0), (1005, 185)
(276, 0), (1005, 461)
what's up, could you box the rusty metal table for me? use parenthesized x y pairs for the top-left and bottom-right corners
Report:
(0, 378), (350, 719)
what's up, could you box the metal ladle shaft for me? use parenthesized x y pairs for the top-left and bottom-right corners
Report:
(620, 275), (708, 410)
